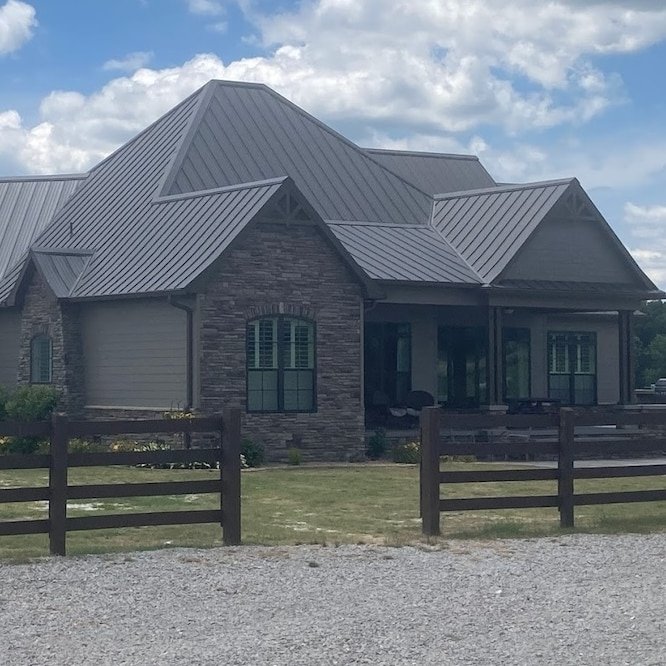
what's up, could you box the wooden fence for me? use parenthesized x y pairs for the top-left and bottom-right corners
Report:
(0, 408), (241, 555)
(420, 407), (666, 536)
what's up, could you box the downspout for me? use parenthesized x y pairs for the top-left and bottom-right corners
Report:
(168, 296), (194, 410)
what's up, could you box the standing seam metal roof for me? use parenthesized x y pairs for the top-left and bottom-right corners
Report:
(327, 221), (481, 284)
(364, 149), (496, 195)
(431, 179), (574, 282)
(0, 175), (86, 282)
(0, 81), (657, 303)
(166, 83), (433, 225)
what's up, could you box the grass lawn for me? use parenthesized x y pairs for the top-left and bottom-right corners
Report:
(0, 462), (663, 560)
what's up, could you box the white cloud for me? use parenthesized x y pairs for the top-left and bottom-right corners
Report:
(187, 0), (224, 15)
(625, 203), (666, 287)
(102, 51), (154, 72)
(0, 0), (36, 55)
(2, 0), (666, 179)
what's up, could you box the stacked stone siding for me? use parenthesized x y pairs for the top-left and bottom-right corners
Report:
(17, 270), (85, 415)
(199, 221), (364, 462)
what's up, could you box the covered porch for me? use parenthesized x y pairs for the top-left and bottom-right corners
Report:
(363, 293), (638, 429)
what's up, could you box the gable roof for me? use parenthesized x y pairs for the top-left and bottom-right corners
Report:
(431, 179), (574, 283)
(30, 248), (93, 299)
(0, 174), (86, 283)
(364, 149), (496, 195)
(0, 80), (659, 304)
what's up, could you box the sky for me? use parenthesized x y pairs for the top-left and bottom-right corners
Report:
(0, 0), (665, 287)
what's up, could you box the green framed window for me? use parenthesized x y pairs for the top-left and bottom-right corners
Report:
(247, 316), (315, 412)
(30, 335), (53, 384)
(548, 332), (596, 405)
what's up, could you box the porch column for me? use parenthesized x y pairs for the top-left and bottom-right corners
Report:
(618, 310), (635, 404)
(487, 306), (504, 404)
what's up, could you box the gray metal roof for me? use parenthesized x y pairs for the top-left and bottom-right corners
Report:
(30, 249), (92, 299)
(328, 221), (480, 284)
(0, 80), (656, 302)
(364, 149), (496, 195)
(0, 175), (86, 282)
(164, 82), (432, 225)
(431, 179), (573, 283)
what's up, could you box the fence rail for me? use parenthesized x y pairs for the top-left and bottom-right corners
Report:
(0, 408), (241, 554)
(420, 406), (666, 536)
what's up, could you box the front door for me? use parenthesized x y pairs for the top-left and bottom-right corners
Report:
(364, 322), (411, 408)
(547, 332), (597, 405)
(437, 327), (487, 408)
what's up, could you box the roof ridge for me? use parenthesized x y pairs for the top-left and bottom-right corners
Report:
(31, 246), (95, 256)
(364, 148), (480, 161)
(326, 219), (430, 229)
(434, 178), (576, 200)
(155, 81), (219, 197)
(154, 176), (290, 203)
(0, 173), (87, 183)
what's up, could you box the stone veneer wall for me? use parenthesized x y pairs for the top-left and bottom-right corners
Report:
(198, 221), (364, 462)
(17, 270), (85, 415)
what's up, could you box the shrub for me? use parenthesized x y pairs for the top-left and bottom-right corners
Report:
(287, 447), (302, 465)
(1, 385), (59, 454)
(4, 385), (59, 422)
(392, 439), (421, 464)
(241, 438), (265, 468)
(366, 428), (388, 460)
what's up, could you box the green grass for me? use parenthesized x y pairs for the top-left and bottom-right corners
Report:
(0, 462), (663, 560)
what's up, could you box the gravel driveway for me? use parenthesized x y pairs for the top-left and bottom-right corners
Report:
(1, 533), (664, 665)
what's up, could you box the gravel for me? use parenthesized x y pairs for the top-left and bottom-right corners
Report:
(1, 533), (664, 665)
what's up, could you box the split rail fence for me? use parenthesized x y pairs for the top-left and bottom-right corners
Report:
(0, 408), (241, 555)
(420, 407), (666, 536)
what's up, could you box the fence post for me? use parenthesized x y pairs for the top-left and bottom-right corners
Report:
(221, 407), (241, 546)
(49, 413), (68, 556)
(420, 407), (440, 537)
(558, 408), (575, 528)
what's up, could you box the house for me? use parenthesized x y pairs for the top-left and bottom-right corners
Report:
(0, 80), (662, 460)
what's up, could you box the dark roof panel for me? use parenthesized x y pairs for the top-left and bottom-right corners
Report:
(167, 83), (432, 225)
(364, 149), (496, 195)
(328, 221), (481, 284)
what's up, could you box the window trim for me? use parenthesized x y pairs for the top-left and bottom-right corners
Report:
(30, 334), (53, 385)
(246, 315), (317, 414)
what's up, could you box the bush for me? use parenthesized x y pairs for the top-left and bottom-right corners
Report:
(241, 438), (265, 468)
(287, 447), (302, 465)
(366, 428), (388, 460)
(0, 385), (59, 454)
(392, 439), (421, 464)
(4, 385), (59, 422)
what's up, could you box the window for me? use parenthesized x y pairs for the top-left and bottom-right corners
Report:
(548, 332), (596, 405)
(247, 317), (315, 412)
(31, 335), (53, 384)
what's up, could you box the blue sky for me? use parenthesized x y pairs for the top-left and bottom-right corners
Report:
(1, 0), (665, 286)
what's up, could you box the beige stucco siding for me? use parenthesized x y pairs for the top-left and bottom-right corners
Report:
(0, 309), (20, 388)
(81, 299), (187, 409)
